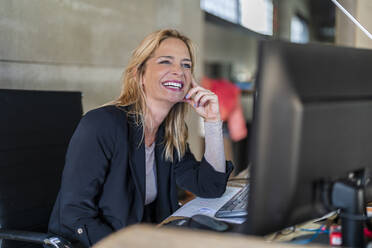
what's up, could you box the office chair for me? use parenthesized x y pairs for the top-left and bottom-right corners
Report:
(0, 89), (83, 248)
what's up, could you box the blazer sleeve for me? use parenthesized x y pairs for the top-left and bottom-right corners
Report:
(174, 144), (233, 198)
(57, 108), (118, 246)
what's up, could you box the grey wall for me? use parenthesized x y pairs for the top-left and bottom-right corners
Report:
(0, 0), (205, 158)
(203, 21), (258, 81)
(0, 0), (203, 110)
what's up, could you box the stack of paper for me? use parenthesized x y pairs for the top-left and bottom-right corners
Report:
(171, 186), (247, 224)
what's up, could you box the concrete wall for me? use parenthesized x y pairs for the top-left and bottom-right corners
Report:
(0, 0), (203, 110)
(203, 21), (258, 81)
(0, 0), (204, 158)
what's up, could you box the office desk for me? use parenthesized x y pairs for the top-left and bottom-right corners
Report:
(93, 168), (331, 248)
(93, 224), (327, 248)
(159, 167), (334, 245)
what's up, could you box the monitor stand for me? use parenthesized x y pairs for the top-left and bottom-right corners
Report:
(331, 180), (366, 247)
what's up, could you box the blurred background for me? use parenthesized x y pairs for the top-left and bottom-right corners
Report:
(1, 0), (372, 174)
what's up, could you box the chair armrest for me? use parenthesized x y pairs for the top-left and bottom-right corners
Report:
(0, 229), (76, 248)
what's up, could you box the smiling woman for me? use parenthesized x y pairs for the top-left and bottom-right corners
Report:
(47, 29), (233, 248)
(142, 38), (192, 112)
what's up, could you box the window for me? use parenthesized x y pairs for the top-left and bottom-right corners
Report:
(240, 0), (273, 35)
(201, 0), (273, 36)
(200, 0), (239, 24)
(291, 15), (309, 43)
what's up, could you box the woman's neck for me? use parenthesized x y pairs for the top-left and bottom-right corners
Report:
(144, 100), (173, 146)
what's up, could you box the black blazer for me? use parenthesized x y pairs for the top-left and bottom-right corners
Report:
(48, 105), (233, 247)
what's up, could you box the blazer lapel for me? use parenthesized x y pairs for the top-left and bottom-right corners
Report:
(154, 124), (174, 221)
(127, 115), (174, 222)
(127, 114), (146, 207)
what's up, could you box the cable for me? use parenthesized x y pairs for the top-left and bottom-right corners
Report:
(291, 225), (326, 245)
(299, 227), (330, 234)
(331, 0), (372, 40)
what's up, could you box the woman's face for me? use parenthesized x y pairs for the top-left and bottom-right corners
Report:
(142, 38), (192, 106)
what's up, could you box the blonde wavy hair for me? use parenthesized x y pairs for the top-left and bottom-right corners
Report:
(113, 29), (195, 162)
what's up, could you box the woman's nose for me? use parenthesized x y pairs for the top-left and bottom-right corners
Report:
(170, 64), (184, 76)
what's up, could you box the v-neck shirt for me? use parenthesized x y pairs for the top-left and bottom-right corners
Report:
(145, 142), (157, 205)
(144, 120), (225, 205)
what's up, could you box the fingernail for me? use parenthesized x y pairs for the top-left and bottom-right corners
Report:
(185, 94), (189, 99)
(194, 103), (197, 107)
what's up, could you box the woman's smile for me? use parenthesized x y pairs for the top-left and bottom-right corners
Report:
(161, 80), (184, 91)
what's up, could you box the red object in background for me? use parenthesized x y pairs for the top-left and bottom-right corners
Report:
(202, 77), (239, 120)
(328, 224), (372, 246)
(202, 77), (247, 141)
(364, 227), (372, 238)
(329, 225), (342, 246)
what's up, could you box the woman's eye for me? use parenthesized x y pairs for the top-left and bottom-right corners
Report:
(182, 63), (191, 69)
(159, 60), (171, 64)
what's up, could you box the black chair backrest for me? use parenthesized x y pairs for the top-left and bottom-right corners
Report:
(0, 89), (82, 248)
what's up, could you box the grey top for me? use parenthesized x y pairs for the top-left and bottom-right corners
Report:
(145, 142), (157, 205)
(145, 120), (225, 205)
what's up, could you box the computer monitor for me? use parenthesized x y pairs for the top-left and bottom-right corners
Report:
(242, 40), (372, 246)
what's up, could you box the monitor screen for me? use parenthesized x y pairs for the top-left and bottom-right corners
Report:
(243, 40), (372, 236)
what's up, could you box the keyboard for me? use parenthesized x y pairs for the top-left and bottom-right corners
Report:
(215, 184), (249, 218)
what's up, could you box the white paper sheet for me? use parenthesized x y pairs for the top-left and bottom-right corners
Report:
(171, 186), (247, 224)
